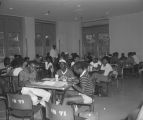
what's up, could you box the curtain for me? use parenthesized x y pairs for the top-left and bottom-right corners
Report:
(82, 24), (109, 58)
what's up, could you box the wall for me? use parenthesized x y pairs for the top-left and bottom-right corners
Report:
(23, 17), (35, 60)
(109, 12), (143, 60)
(56, 21), (82, 56)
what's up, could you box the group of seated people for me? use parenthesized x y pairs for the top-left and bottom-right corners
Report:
(0, 52), (114, 103)
(0, 51), (142, 119)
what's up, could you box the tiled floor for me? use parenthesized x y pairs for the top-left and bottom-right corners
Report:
(0, 76), (143, 120)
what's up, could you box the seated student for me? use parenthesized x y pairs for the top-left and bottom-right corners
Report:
(19, 61), (51, 107)
(45, 56), (54, 77)
(90, 57), (101, 71)
(0, 57), (12, 95)
(0, 57), (12, 75)
(126, 52), (134, 66)
(11, 58), (24, 76)
(110, 52), (119, 64)
(62, 61), (94, 105)
(71, 55), (80, 67)
(56, 59), (76, 82)
(93, 56), (113, 82)
(90, 56), (113, 95)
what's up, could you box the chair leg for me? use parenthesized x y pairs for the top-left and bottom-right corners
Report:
(90, 104), (94, 112)
(106, 83), (109, 96)
(6, 110), (9, 120)
(117, 78), (119, 88)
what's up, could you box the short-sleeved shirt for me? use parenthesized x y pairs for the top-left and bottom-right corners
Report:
(90, 61), (101, 68)
(56, 68), (75, 82)
(50, 49), (58, 58)
(12, 67), (23, 76)
(19, 68), (37, 86)
(80, 70), (94, 96)
(101, 63), (113, 76)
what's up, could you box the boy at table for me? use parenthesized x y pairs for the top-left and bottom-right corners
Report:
(62, 61), (94, 105)
(94, 56), (113, 82)
(19, 61), (51, 107)
(56, 59), (77, 83)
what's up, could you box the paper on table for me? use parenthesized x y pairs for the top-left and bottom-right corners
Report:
(33, 81), (68, 87)
(42, 78), (55, 81)
(41, 81), (56, 86)
(53, 81), (68, 87)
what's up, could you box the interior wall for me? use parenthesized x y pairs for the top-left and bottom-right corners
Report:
(56, 21), (82, 56)
(109, 12), (143, 60)
(23, 17), (35, 60)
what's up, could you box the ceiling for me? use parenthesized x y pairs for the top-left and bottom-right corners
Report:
(0, 0), (143, 21)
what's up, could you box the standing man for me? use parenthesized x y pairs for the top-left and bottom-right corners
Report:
(50, 45), (58, 62)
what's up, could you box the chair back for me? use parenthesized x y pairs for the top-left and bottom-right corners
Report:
(46, 103), (74, 120)
(7, 94), (32, 110)
(137, 105), (143, 120)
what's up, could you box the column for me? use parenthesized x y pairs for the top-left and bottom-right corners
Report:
(22, 17), (35, 60)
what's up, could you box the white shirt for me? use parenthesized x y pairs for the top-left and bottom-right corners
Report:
(13, 67), (23, 76)
(50, 48), (58, 58)
(132, 55), (140, 64)
(80, 70), (87, 77)
(90, 61), (101, 68)
(101, 63), (113, 76)
(45, 62), (52, 70)
(71, 61), (75, 66)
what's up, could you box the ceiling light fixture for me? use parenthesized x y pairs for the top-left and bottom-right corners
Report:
(77, 4), (80, 8)
(9, 7), (13, 10)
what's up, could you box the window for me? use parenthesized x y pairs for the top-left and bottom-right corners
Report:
(82, 24), (109, 58)
(35, 20), (56, 56)
(0, 15), (22, 58)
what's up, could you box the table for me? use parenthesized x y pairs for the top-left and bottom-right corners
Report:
(25, 80), (72, 104)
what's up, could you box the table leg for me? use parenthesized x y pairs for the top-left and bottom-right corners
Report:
(60, 91), (66, 105)
(52, 90), (56, 104)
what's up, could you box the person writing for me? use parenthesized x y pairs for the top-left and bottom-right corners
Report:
(62, 61), (94, 105)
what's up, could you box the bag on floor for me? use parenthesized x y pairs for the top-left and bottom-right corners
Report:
(46, 103), (74, 120)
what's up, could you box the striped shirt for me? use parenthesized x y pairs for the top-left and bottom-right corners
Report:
(80, 70), (94, 96)
(56, 68), (76, 82)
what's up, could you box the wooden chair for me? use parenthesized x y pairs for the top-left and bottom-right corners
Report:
(6, 93), (42, 120)
(0, 95), (7, 120)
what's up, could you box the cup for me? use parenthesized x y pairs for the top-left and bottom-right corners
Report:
(55, 74), (59, 81)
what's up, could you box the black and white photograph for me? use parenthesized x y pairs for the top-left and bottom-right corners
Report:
(0, 0), (143, 120)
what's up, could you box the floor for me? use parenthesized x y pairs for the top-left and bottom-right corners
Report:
(93, 75), (143, 120)
(0, 75), (143, 120)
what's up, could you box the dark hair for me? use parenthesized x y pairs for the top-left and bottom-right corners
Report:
(46, 56), (52, 62)
(4, 57), (10, 67)
(28, 61), (37, 66)
(102, 56), (109, 63)
(24, 57), (30, 62)
(11, 58), (24, 68)
(73, 61), (89, 71)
